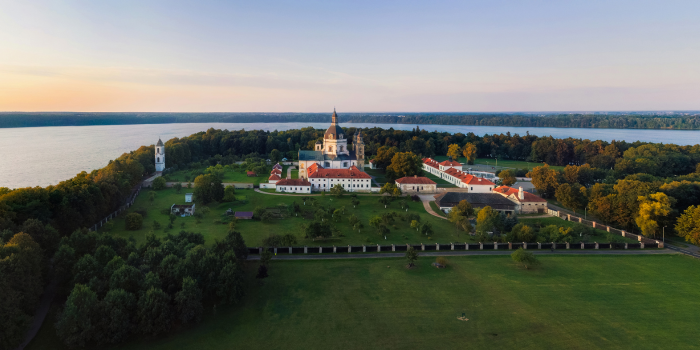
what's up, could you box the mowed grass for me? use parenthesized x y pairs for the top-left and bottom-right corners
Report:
(104, 187), (470, 247)
(166, 166), (290, 185)
(520, 217), (639, 243)
(29, 254), (700, 350)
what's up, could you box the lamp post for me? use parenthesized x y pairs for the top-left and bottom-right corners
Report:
(663, 226), (666, 244)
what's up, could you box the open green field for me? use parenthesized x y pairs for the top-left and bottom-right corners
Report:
(27, 254), (700, 350)
(363, 168), (387, 184)
(432, 156), (565, 171)
(166, 165), (289, 185)
(102, 187), (472, 247)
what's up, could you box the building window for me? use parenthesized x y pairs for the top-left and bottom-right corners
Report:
(157, 157), (160, 162)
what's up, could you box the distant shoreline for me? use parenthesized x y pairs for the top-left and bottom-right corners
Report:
(1, 111), (700, 130)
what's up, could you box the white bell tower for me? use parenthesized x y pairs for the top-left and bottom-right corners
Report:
(155, 138), (165, 172)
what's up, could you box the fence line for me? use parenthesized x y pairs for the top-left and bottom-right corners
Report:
(546, 209), (663, 247)
(88, 185), (142, 232)
(247, 240), (658, 255)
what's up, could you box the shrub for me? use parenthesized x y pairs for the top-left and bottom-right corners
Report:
(125, 213), (143, 230)
(436, 257), (448, 267)
(511, 248), (540, 269)
(152, 176), (166, 190)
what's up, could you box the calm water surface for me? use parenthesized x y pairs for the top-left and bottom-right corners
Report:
(1, 122), (699, 189)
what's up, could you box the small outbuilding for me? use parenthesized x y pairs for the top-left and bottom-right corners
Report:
(234, 211), (254, 220)
(185, 193), (193, 203)
(171, 203), (196, 216)
(276, 178), (312, 194)
(395, 175), (437, 193)
(247, 171), (257, 177)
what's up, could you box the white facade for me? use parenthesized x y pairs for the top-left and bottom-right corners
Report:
(155, 138), (165, 172)
(308, 176), (373, 192)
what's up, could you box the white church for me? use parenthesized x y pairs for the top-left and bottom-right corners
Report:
(294, 109), (373, 192)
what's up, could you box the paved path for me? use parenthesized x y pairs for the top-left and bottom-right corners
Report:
(286, 165), (293, 179)
(248, 249), (678, 260)
(422, 200), (447, 220)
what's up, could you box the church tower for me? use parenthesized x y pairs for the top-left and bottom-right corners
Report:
(155, 138), (165, 172)
(355, 130), (365, 170)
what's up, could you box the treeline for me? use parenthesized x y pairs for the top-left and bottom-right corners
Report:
(2, 112), (700, 129)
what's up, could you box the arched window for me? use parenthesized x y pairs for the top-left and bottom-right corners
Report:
(157, 148), (160, 153)
(157, 157), (160, 162)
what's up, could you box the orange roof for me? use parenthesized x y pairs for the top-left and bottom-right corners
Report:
(422, 157), (440, 169)
(439, 160), (462, 167)
(276, 178), (311, 186)
(443, 168), (495, 186)
(395, 176), (437, 185)
(268, 174), (281, 181)
(493, 186), (547, 202)
(308, 163), (319, 172)
(308, 165), (372, 179)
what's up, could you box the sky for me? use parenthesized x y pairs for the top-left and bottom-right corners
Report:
(0, 0), (698, 112)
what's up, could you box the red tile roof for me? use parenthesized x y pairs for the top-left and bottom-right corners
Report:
(443, 168), (495, 186)
(276, 178), (311, 186)
(271, 169), (282, 175)
(422, 158), (440, 169)
(493, 186), (547, 202)
(268, 174), (281, 181)
(439, 160), (462, 167)
(395, 176), (437, 185)
(308, 165), (372, 179)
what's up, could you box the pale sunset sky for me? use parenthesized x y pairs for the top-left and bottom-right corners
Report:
(0, 0), (698, 112)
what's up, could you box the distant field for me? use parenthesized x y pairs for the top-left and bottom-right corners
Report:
(28, 255), (700, 350)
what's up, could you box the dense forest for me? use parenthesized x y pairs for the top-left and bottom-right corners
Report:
(2, 126), (700, 349)
(2, 111), (700, 129)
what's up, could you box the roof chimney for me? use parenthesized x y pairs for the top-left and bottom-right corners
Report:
(519, 186), (524, 200)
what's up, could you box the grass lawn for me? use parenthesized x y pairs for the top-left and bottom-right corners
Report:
(102, 187), (474, 247)
(363, 168), (387, 184)
(28, 254), (700, 350)
(432, 156), (565, 171)
(429, 201), (446, 217)
(166, 166), (290, 186)
(422, 171), (457, 186)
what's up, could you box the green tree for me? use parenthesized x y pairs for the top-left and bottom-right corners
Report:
(125, 212), (143, 230)
(511, 248), (540, 269)
(205, 164), (226, 181)
(351, 198), (360, 208)
(137, 287), (172, 336)
(270, 149), (282, 163)
(420, 222), (433, 236)
(498, 169), (516, 187)
(223, 186), (236, 202)
(330, 184), (345, 197)
(99, 288), (136, 344)
(193, 174), (224, 204)
(379, 182), (399, 195)
(405, 247), (419, 267)
(675, 205), (700, 245)
(555, 183), (587, 213)
(173, 182), (183, 193)
(55, 284), (99, 347)
(152, 176), (166, 190)
(411, 220), (421, 231)
(528, 165), (559, 198)
(385, 152), (423, 182)
(374, 146), (398, 170)
(217, 261), (244, 304)
(175, 277), (203, 324)
(378, 196), (392, 208)
(476, 206), (500, 234)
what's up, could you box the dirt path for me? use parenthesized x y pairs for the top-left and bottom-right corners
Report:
(422, 200), (448, 220)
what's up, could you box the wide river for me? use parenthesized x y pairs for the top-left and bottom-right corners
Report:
(1, 122), (699, 189)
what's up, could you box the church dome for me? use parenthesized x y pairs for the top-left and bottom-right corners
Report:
(324, 109), (344, 140)
(156, 138), (164, 146)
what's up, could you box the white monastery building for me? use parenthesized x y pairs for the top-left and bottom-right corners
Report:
(307, 163), (373, 192)
(276, 178), (311, 194)
(422, 157), (495, 192)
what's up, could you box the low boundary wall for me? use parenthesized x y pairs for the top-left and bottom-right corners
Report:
(546, 209), (664, 247)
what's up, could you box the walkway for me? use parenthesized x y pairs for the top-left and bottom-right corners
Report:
(248, 249), (678, 261)
(286, 165), (293, 179)
(422, 200), (447, 220)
